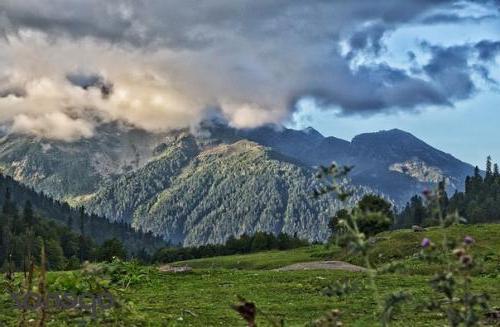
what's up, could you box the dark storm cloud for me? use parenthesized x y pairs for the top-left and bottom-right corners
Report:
(475, 40), (500, 61)
(66, 73), (113, 98)
(0, 0), (497, 133)
(422, 44), (476, 100)
(420, 13), (498, 24)
(298, 62), (450, 114)
(0, 1), (139, 44)
(346, 23), (388, 59)
(0, 0), (455, 49)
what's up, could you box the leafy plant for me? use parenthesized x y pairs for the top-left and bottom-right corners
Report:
(314, 163), (408, 326)
(100, 258), (153, 290)
(419, 185), (490, 326)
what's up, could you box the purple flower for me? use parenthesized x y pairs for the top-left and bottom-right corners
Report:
(421, 238), (431, 248)
(464, 236), (475, 245)
(460, 255), (473, 267)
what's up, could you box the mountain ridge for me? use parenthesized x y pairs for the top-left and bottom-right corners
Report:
(237, 125), (474, 203)
(0, 121), (474, 245)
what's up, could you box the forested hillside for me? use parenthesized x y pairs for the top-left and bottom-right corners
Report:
(0, 189), (92, 271)
(0, 174), (165, 254)
(83, 138), (369, 246)
(398, 156), (500, 227)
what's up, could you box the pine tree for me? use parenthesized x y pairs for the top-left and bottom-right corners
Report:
(486, 156), (493, 179)
(494, 163), (499, 177)
(79, 207), (85, 236)
(23, 201), (34, 228)
(79, 235), (85, 263)
(2, 188), (13, 214)
(97, 238), (127, 262)
(78, 207), (86, 263)
(465, 176), (471, 194)
(473, 166), (482, 181)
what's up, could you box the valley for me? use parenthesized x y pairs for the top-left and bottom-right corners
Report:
(0, 1), (498, 325)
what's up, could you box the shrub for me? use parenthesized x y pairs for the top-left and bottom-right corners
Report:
(96, 238), (127, 262)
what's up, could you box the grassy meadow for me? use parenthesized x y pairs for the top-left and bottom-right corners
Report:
(1, 224), (499, 326)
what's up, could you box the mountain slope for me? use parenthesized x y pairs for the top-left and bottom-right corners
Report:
(346, 129), (473, 203)
(79, 138), (365, 246)
(81, 134), (200, 224)
(0, 173), (166, 253)
(131, 140), (341, 246)
(0, 124), (164, 200)
(237, 126), (474, 204)
(0, 121), (474, 245)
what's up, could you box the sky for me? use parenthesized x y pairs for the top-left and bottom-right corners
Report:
(0, 1), (499, 166)
(287, 3), (500, 167)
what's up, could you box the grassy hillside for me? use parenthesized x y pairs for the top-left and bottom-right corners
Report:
(173, 245), (332, 270)
(1, 224), (499, 326)
(175, 223), (500, 276)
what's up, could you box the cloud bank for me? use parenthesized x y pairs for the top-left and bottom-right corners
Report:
(0, 0), (499, 140)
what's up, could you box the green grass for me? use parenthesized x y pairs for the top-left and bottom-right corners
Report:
(172, 245), (334, 270)
(175, 223), (500, 276)
(2, 270), (498, 326)
(1, 223), (499, 326)
(120, 269), (499, 326)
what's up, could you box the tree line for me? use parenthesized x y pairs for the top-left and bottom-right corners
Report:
(397, 156), (500, 227)
(0, 174), (165, 256)
(152, 232), (309, 263)
(0, 186), (151, 271)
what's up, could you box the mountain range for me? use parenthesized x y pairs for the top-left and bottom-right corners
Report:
(0, 120), (474, 246)
(235, 124), (474, 203)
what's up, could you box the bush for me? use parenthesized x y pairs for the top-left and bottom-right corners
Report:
(330, 195), (393, 239)
(97, 238), (127, 262)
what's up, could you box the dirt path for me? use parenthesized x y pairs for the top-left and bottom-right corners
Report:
(274, 261), (366, 272)
(158, 264), (193, 273)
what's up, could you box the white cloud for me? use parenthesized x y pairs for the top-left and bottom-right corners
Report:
(0, 0), (497, 141)
(11, 112), (94, 141)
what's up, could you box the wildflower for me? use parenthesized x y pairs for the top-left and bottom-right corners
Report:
(453, 248), (465, 257)
(464, 236), (475, 245)
(232, 297), (256, 326)
(460, 255), (473, 267)
(421, 238), (431, 248)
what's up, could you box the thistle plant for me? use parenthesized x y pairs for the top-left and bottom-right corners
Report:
(37, 241), (48, 327)
(232, 296), (284, 327)
(419, 184), (490, 326)
(232, 167), (493, 327)
(314, 163), (407, 326)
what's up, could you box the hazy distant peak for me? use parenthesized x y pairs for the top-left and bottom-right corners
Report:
(302, 126), (323, 137)
(351, 128), (421, 144)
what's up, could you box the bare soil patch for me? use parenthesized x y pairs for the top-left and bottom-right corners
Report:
(275, 261), (366, 272)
